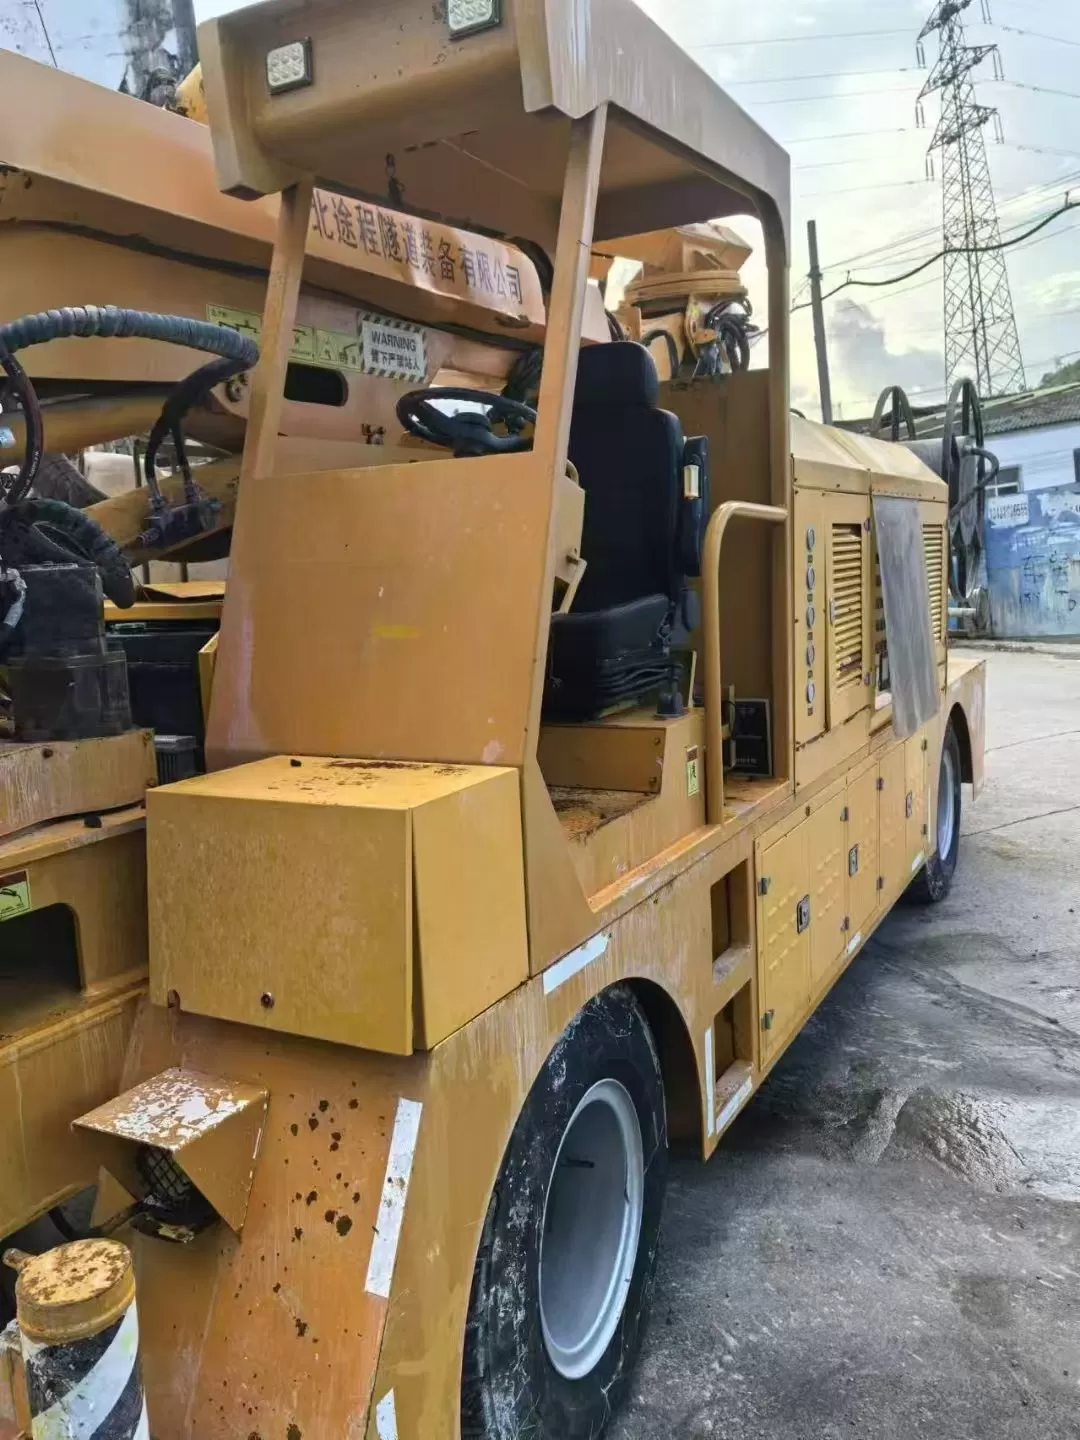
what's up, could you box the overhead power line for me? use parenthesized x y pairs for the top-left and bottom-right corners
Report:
(1000, 80), (1080, 103)
(798, 157), (906, 172)
(726, 65), (929, 87)
(692, 29), (913, 50)
(751, 83), (920, 106)
(791, 198), (1080, 313)
(32, 0), (58, 65)
(997, 24), (1080, 49)
(799, 178), (932, 200)
(781, 126), (916, 143)
(1008, 143), (1080, 162)
(814, 168), (1080, 274)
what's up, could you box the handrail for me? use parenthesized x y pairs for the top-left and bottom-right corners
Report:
(703, 500), (788, 825)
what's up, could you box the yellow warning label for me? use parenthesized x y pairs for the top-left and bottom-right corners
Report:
(685, 745), (700, 798)
(314, 328), (364, 371)
(0, 869), (31, 921)
(206, 305), (422, 378)
(206, 304), (261, 346)
(208, 304), (327, 367)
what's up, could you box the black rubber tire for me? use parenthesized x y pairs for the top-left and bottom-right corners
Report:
(908, 722), (962, 903)
(461, 984), (667, 1440)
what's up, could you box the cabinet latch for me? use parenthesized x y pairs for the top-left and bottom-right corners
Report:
(796, 895), (811, 933)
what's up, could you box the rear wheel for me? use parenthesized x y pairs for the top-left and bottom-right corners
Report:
(461, 984), (667, 1439)
(908, 721), (962, 903)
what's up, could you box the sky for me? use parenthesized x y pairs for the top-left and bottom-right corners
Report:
(193, 0), (1080, 420)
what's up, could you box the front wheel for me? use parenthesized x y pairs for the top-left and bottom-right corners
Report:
(908, 721), (962, 903)
(461, 984), (667, 1439)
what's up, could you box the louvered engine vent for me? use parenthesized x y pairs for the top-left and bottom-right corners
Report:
(831, 522), (864, 691)
(923, 523), (944, 642)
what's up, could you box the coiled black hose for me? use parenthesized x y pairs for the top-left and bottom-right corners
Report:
(0, 306), (259, 362)
(0, 307), (258, 506)
(695, 298), (755, 377)
(642, 329), (681, 378)
(0, 497), (135, 607)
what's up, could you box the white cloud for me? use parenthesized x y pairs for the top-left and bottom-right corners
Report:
(1026, 270), (1080, 314)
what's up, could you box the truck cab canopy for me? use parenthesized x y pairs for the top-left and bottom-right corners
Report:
(200, 0), (790, 257)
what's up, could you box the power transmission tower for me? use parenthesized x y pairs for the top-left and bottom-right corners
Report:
(918, 0), (1026, 397)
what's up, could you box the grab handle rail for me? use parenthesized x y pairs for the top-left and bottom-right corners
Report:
(702, 501), (788, 825)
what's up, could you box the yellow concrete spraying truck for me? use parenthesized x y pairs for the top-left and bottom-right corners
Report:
(0, 2), (985, 1436)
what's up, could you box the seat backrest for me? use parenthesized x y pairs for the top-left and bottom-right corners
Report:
(568, 343), (683, 613)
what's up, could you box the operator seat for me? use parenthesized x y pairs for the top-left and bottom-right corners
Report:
(543, 342), (710, 720)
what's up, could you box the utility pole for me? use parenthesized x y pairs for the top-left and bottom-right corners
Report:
(807, 219), (833, 425)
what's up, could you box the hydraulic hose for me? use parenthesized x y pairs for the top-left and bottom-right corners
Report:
(642, 329), (681, 378)
(0, 306), (258, 366)
(0, 307), (258, 506)
(0, 497), (136, 608)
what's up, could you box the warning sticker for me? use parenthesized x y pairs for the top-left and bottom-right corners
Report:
(0, 869), (31, 922)
(314, 329), (364, 371)
(206, 304), (262, 347)
(360, 319), (426, 381)
(685, 745), (701, 798)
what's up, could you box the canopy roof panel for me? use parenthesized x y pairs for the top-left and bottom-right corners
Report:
(200, 0), (790, 256)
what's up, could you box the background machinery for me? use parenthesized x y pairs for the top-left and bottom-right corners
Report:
(871, 378), (1000, 633)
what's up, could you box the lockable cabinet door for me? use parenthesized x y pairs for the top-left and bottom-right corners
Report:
(757, 823), (811, 1063)
(877, 745), (908, 902)
(845, 763), (879, 937)
(806, 797), (846, 991)
(905, 733), (929, 874)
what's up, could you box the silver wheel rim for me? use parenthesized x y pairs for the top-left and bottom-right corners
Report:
(539, 1077), (645, 1380)
(937, 744), (957, 858)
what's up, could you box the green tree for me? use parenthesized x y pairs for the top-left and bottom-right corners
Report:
(1039, 356), (1080, 387)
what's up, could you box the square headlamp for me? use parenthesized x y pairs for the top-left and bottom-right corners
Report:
(447, 0), (500, 39)
(266, 38), (313, 95)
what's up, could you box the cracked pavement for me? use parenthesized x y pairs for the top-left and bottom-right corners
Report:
(612, 648), (1080, 1440)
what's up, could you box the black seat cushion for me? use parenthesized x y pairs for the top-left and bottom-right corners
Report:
(544, 344), (686, 719)
(546, 596), (675, 719)
(550, 594), (670, 671)
(568, 343), (683, 613)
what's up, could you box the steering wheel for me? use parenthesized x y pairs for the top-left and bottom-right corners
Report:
(396, 387), (536, 457)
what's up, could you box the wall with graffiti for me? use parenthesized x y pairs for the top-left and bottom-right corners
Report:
(985, 484), (1080, 639)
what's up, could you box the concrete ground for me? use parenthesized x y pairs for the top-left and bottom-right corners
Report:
(613, 648), (1080, 1440)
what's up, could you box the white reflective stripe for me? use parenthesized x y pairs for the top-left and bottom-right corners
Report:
(846, 930), (862, 955)
(133, 1398), (151, 1440)
(911, 850), (925, 873)
(375, 1388), (399, 1440)
(704, 1026), (715, 1137)
(26, 1302), (139, 1440)
(715, 1076), (754, 1137)
(364, 1098), (423, 1298)
(543, 933), (610, 995)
